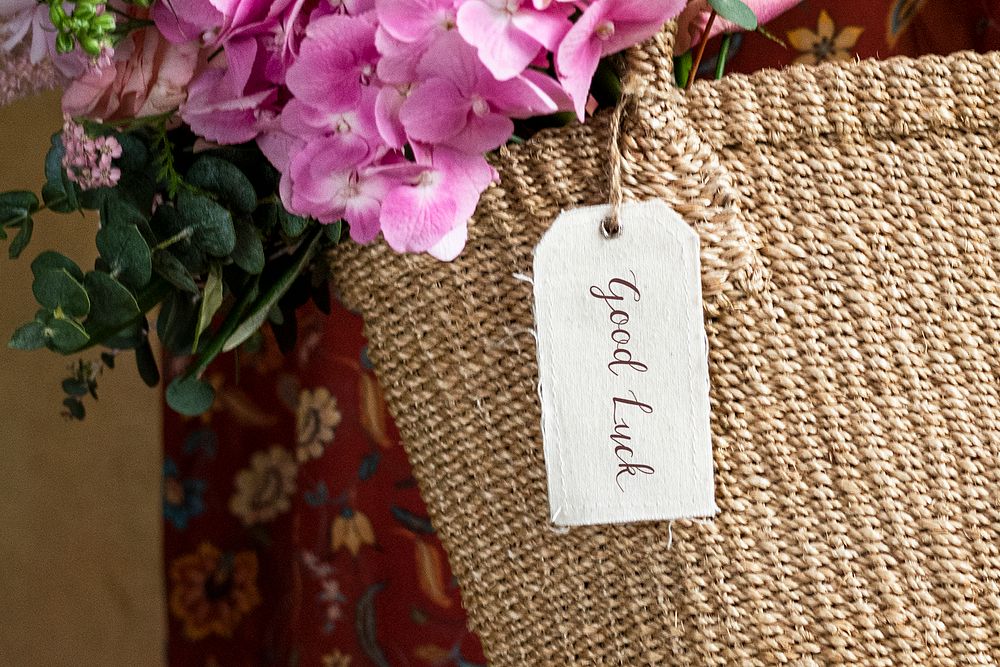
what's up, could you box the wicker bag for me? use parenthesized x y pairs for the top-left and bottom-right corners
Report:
(332, 22), (1000, 665)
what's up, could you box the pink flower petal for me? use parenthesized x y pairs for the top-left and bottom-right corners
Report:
(447, 112), (513, 153)
(380, 171), (458, 253)
(456, 0), (542, 81)
(375, 85), (408, 148)
(510, 4), (573, 51)
(376, 0), (455, 43)
(427, 221), (467, 261)
(399, 77), (469, 144)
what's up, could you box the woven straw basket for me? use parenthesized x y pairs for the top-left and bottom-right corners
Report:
(333, 21), (1000, 665)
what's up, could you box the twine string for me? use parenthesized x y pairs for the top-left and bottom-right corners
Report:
(603, 83), (638, 239)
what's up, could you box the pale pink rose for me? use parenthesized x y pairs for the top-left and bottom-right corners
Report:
(62, 27), (200, 120)
(674, 0), (800, 53)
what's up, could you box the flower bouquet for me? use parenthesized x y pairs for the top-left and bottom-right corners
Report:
(0, 0), (776, 418)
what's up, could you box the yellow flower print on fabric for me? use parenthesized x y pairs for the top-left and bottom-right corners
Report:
(296, 386), (342, 462)
(787, 10), (865, 65)
(229, 445), (298, 526)
(168, 542), (262, 640)
(331, 509), (376, 556)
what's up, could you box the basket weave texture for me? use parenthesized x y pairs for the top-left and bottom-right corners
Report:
(333, 24), (1000, 665)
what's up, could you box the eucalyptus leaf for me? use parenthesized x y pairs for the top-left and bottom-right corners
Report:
(193, 263), (224, 353)
(31, 251), (84, 282)
(166, 374), (216, 416)
(186, 156), (257, 213)
(8, 217), (33, 259)
(157, 290), (197, 355)
(42, 133), (79, 213)
(47, 317), (90, 353)
(0, 191), (39, 226)
(232, 218), (265, 274)
(9, 320), (46, 350)
(101, 196), (147, 228)
(708, 0), (758, 30)
(63, 397), (85, 420)
(152, 249), (199, 293)
(178, 190), (236, 257)
(103, 323), (144, 350)
(96, 222), (152, 289)
(62, 378), (89, 396)
(151, 205), (206, 274)
(83, 271), (140, 329)
(33, 268), (90, 318)
(135, 336), (160, 387)
(278, 205), (309, 238)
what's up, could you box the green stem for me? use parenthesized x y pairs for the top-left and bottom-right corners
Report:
(221, 225), (325, 353)
(716, 33), (733, 80)
(186, 275), (262, 380)
(154, 226), (192, 251)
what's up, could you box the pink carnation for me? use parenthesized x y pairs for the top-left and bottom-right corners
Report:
(62, 25), (200, 120)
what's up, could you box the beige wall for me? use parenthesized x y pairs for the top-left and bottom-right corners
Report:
(0, 92), (165, 666)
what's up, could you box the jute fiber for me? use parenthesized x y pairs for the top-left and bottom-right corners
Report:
(332, 22), (1000, 665)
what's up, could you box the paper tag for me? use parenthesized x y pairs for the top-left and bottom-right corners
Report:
(533, 200), (717, 527)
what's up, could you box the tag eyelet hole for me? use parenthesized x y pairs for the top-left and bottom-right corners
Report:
(601, 216), (622, 239)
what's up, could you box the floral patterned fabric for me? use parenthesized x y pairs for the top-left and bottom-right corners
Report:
(163, 1), (1000, 664)
(163, 304), (484, 666)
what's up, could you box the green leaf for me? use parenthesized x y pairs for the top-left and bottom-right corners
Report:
(101, 196), (146, 227)
(8, 217), (33, 259)
(31, 251), (84, 282)
(151, 205), (206, 274)
(186, 156), (257, 214)
(63, 397), (85, 420)
(178, 191), (236, 257)
(232, 218), (265, 274)
(96, 222), (152, 289)
(83, 271), (140, 329)
(193, 263), (224, 353)
(223, 227), (323, 353)
(47, 317), (90, 353)
(9, 320), (46, 350)
(151, 249), (198, 293)
(674, 51), (694, 87)
(33, 268), (90, 318)
(323, 220), (343, 244)
(42, 133), (79, 213)
(103, 323), (144, 350)
(135, 336), (160, 387)
(0, 191), (39, 226)
(278, 205), (309, 238)
(156, 291), (197, 355)
(62, 378), (89, 396)
(166, 374), (216, 416)
(708, 0), (758, 30)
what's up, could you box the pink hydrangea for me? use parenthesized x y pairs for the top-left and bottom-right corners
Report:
(104, 0), (689, 259)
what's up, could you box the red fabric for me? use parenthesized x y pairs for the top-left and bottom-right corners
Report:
(163, 304), (483, 666)
(162, 2), (1000, 665)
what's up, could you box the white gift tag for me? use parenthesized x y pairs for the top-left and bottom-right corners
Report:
(533, 200), (717, 527)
